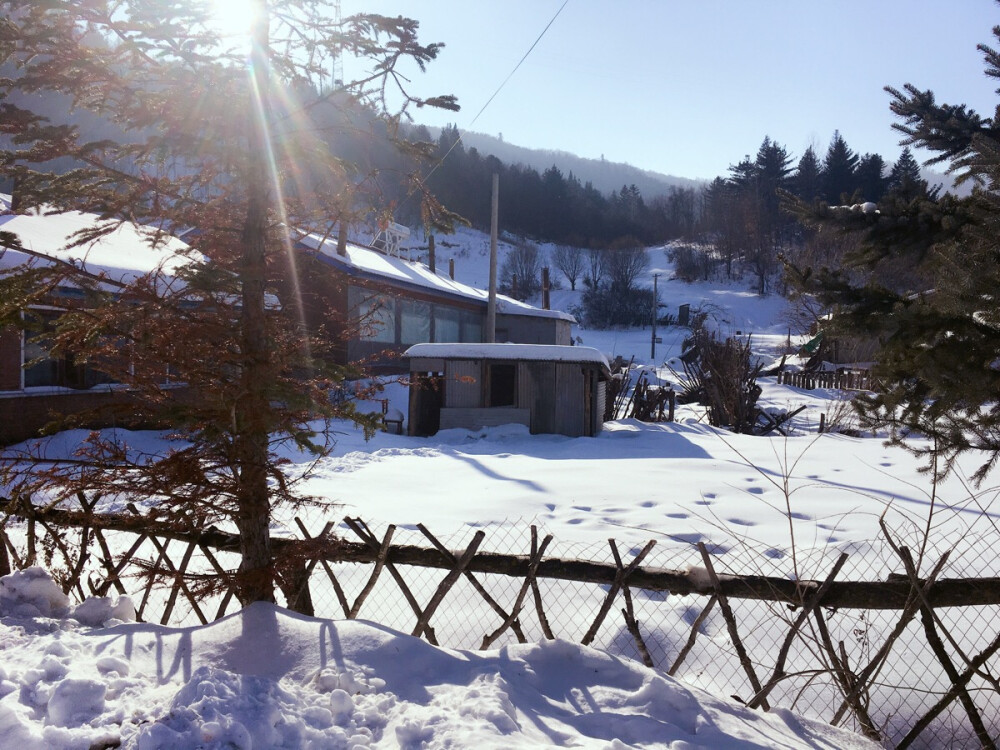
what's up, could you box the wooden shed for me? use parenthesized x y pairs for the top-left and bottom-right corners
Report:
(405, 343), (611, 438)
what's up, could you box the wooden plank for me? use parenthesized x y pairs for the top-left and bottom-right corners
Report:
(444, 360), (480, 408)
(439, 407), (530, 431)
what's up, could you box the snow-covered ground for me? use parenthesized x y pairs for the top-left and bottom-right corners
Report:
(2, 231), (995, 748)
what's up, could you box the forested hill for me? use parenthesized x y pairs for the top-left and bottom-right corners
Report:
(427, 127), (705, 199)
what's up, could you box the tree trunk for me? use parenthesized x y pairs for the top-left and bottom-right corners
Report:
(234, 0), (275, 605)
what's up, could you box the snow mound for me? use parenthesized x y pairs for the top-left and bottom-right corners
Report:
(0, 566), (70, 618)
(0, 569), (878, 749)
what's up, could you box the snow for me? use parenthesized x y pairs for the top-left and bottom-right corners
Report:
(405, 342), (610, 367)
(1, 228), (988, 748)
(0, 202), (192, 285)
(0, 571), (877, 749)
(300, 229), (574, 321)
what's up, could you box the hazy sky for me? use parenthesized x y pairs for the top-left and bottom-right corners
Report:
(340, 1), (998, 182)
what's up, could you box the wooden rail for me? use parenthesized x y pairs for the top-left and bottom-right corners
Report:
(2, 498), (999, 610)
(776, 368), (874, 391)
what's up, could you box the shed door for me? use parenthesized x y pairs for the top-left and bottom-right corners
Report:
(521, 361), (556, 434)
(554, 364), (585, 437)
(445, 360), (480, 408)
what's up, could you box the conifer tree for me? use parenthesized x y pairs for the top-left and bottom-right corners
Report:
(887, 146), (932, 198)
(821, 130), (860, 203)
(855, 153), (889, 202)
(792, 145), (823, 201)
(787, 21), (1000, 481)
(0, 1), (457, 603)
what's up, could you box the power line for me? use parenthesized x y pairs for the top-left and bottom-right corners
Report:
(427, 0), (571, 182)
(468, 0), (570, 129)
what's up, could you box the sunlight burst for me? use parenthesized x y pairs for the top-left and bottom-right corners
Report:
(209, 0), (256, 39)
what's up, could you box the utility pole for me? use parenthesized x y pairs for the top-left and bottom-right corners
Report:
(650, 273), (660, 360)
(487, 172), (499, 343)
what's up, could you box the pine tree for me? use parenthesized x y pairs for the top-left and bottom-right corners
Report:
(788, 22), (1000, 481)
(887, 146), (932, 198)
(855, 153), (889, 202)
(821, 130), (860, 203)
(792, 146), (823, 202)
(0, 1), (457, 603)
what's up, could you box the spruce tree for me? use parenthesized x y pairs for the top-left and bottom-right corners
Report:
(788, 21), (1000, 481)
(0, 1), (457, 603)
(887, 146), (932, 198)
(821, 130), (860, 203)
(792, 146), (823, 201)
(855, 153), (889, 202)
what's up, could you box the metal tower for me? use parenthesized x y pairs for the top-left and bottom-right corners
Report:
(331, 0), (344, 88)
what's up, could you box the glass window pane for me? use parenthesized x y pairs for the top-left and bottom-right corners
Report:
(434, 305), (460, 342)
(400, 300), (430, 345)
(350, 286), (396, 343)
(460, 310), (482, 343)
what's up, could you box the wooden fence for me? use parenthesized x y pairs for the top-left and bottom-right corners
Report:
(776, 368), (875, 391)
(1, 495), (999, 749)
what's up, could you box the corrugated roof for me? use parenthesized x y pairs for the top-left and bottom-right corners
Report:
(405, 342), (608, 368)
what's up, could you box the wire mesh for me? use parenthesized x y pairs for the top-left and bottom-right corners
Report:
(2, 508), (999, 748)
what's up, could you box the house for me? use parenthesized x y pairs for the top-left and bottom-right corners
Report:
(293, 231), (574, 371)
(0, 202), (193, 444)
(0, 200), (576, 443)
(404, 342), (611, 438)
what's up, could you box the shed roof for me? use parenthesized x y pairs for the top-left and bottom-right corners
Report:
(405, 342), (610, 371)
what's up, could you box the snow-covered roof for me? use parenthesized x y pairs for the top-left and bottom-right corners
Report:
(405, 342), (609, 369)
(298, 231), (575, 323)
(0, 199), (191, 285)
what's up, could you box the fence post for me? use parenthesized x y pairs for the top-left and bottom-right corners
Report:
(280, 562), (315, 617)
(0, 527), (10, 576)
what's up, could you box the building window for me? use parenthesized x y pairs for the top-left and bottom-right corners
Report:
(488, 363), (516, 407)
(433, 305), (460, 342)
(460, 310), (482, 343)
(350, 286), (484, 346)
(22, 312), (113, 389)
(400, 299), (431, 345)
(350, 287), (396, 343)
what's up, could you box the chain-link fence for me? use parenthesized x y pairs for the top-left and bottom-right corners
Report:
(2, 501), (998, 749)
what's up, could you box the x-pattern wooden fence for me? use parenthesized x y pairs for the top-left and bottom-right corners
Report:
(1, 494), (999, 749)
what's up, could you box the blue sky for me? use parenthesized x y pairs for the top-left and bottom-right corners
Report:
(342, 1), (998, 181)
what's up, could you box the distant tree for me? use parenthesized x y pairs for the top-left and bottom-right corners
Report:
(855, 153), (889, 202)
(887, 146), (934, 199)
(0, 1), (457, 604)
(821, 131), (860, 203)
(792, 146), (823, 202)
(586, 246), (607, 288)
(605, 237), (649, 292)
(700, 177), (743, 278)
(499, 241), (542, 300)
(551, 244), (585, 290)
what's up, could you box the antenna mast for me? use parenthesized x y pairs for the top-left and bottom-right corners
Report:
(331, 0), (344, 88)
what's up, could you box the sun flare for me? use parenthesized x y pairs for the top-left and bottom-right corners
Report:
(209, 0), (256, 39)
